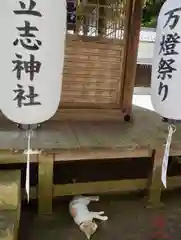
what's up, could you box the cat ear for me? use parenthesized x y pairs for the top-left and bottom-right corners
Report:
(80, 222), (89, 230)
(85, 232), (91, 240)
(92, 222), (98, 231)
(80, 223), (91, 239)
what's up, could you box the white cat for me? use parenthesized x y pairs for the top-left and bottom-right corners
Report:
(69, 195), (108, 239)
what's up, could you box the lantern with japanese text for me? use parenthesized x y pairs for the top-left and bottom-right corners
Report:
(151, 0), (181, 120)
(0, 0), (66, 124)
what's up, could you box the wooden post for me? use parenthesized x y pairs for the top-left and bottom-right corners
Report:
(121, 0), (142, 116)
(98, 0), (105, 37)
(38, 154), (54, 215)
(147, 147), (165, 208)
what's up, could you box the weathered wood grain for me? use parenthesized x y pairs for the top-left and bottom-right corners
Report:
(0, 106), (180, 155)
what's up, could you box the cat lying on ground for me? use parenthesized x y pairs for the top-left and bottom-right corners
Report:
(69, 195), (108, 239)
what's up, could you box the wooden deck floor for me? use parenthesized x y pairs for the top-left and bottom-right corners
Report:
(0, 105), (180, 156)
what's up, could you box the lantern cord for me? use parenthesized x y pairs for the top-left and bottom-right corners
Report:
(25, 129), (33, 202)
(168, 124), (176, 135)
(162, 123), (176, 188)
(26, 129), (33, 152)
(27, 130), (31, 165)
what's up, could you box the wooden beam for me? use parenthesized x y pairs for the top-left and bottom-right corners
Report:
(147, 147), (164, 207)
(53, 176), (181, 197)
(0, 152), (37, 164)
(121, 0), (143, 115)
(0, 146), (180, 164)
(22, 176), (181, 200)
(51, 108), (124, 121)
(54, 148), (152, 161)
(54, 179), (147, 196)
(38, 154), (54, 215)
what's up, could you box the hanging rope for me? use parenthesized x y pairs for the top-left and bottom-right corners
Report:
(162, 124), (176, 188)
(25, 130), (33, 202)
(24, 129), (41, 202)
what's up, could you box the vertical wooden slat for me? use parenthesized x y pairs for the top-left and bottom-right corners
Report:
(121, 0), (142, 115)
(38, 154), (54, 215)
(147, 147), (164, 208)
(117, 0), (132, 104)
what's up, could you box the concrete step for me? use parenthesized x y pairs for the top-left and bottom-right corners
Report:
(0, 170), (21, 240)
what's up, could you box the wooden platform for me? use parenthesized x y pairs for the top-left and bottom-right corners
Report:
(0, 107), (181, 154)
(0, 106), (181, 215)
(0, 106), (180, 156)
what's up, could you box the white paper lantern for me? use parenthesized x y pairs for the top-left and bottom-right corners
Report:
(0, 0), (67, 124)
(151, 0), (181, 120)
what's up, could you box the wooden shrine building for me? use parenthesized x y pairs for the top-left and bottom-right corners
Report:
(1, 2), (181, 238)
(58, 0), (142, 120)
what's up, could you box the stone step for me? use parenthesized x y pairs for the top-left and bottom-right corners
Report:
(0, 170), (21, 210)
(0, 170), (21, 240)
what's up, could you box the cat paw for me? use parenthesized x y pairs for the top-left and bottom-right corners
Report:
(98, 211), (104, 215)
(94, 196), (99, 201)
(102, 216), (108, 221)
(89, 196), (99, 201)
